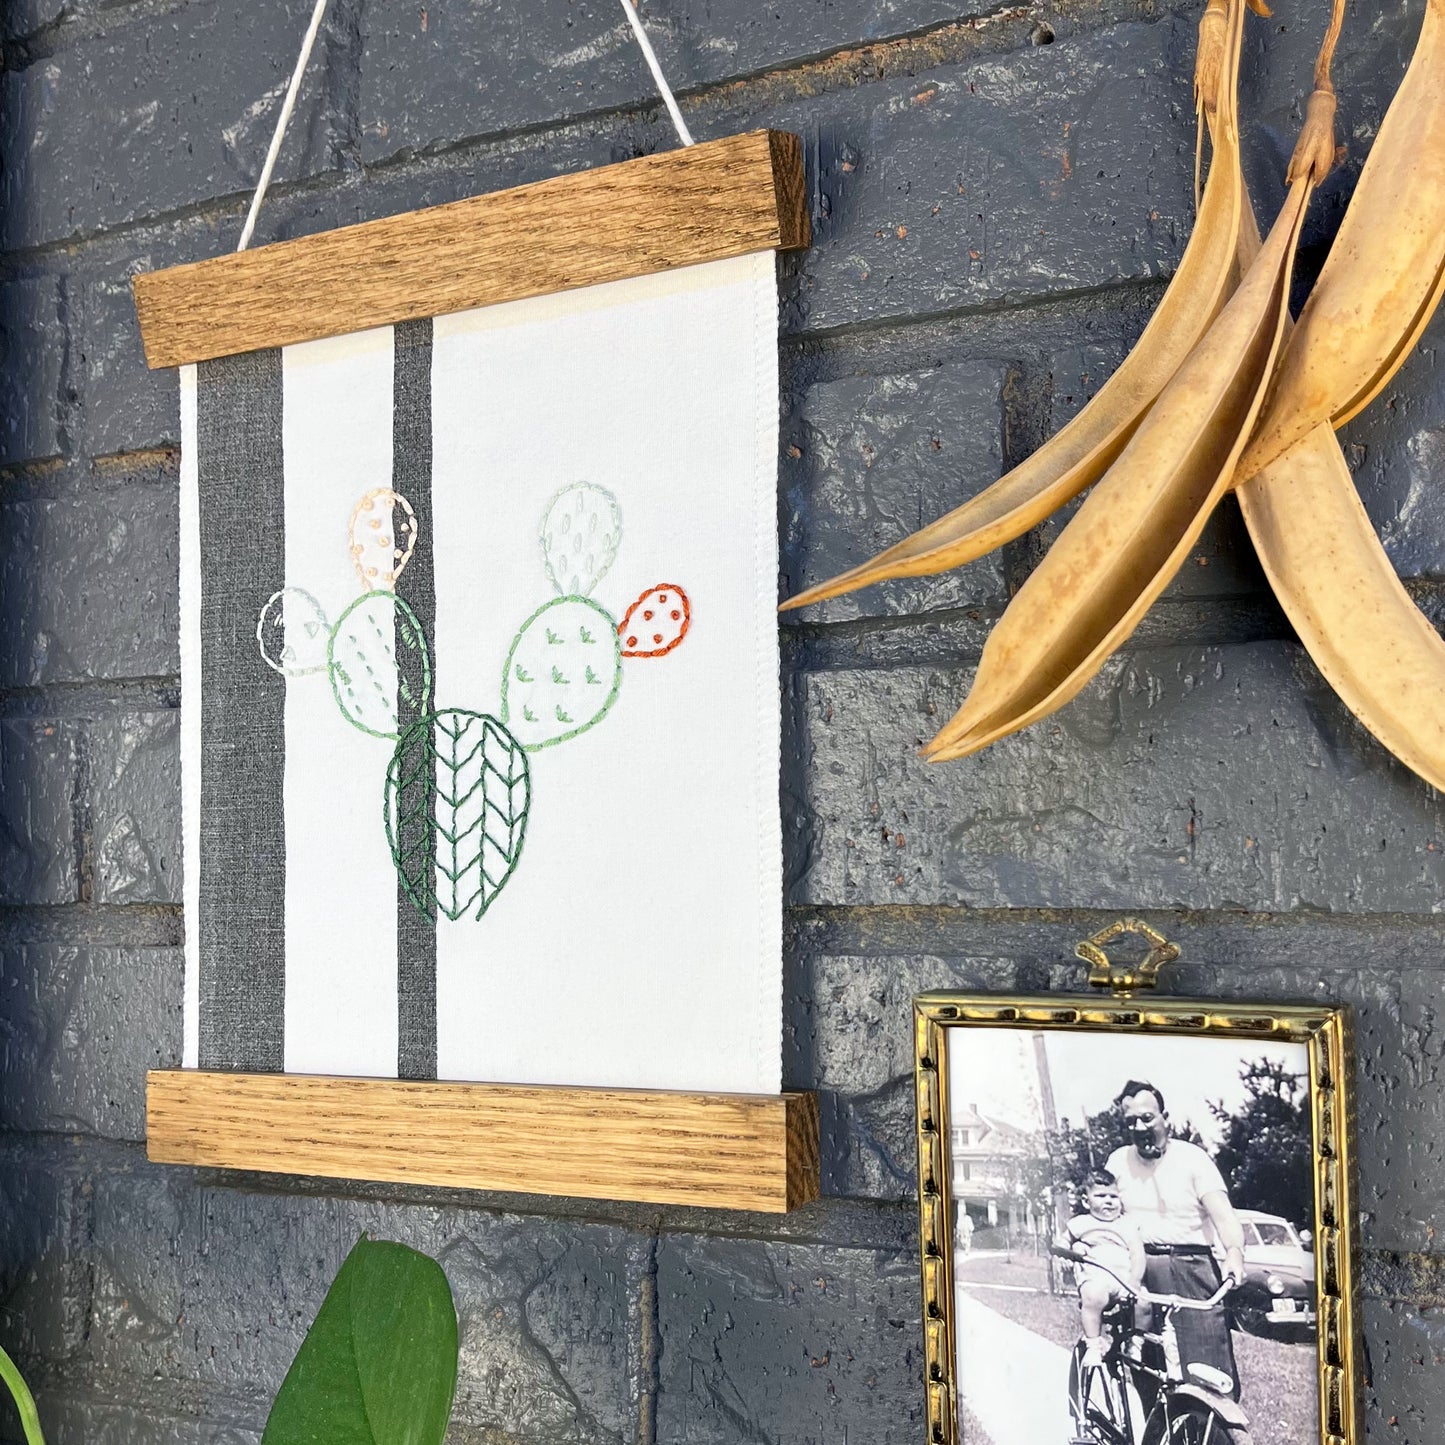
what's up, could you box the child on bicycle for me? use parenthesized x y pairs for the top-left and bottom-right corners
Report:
(1060, 1168), (1147, 1368)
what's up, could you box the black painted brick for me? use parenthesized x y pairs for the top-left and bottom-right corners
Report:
(0, 275), (68, 466)
(0, 477), (179, 688)
(656, 1232), (925, 1445)
(77, 261), (180, 458)
(2, 0), (1445, 1438)
(792, 642), (1445, 912)
(89, 711), (180, 906)
(0, 718), (80, 906)
(781, 359), (1011, 621)
(0, 0), (339, 252)
(359, 0), (972, 166)
(0, 946), (181, 1141)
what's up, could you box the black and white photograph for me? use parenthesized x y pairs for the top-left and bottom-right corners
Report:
(947, 1028), (1320, 1445)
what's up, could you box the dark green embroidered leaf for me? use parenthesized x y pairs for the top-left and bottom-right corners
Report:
(261, 1236), (457, 1445)
(385, 710), (530, 922)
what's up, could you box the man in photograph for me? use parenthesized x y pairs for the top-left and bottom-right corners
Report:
(1106, 1079), (1246, 1398)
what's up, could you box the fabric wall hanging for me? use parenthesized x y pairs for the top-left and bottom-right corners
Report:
(134, 129), (818, 1212)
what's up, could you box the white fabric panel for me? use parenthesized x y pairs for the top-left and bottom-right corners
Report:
(179, 365), (200, 1069)
(430, 251), (782, 1094)
(281, 328), (399, 1076)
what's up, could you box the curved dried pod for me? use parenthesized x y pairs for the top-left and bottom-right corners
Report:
(778, 0), (1248, 613)
(1238, 0), (1445, 479)
(923, 108), (1331, 763)
(1233, 177), (1445, 792)
(1239, 423), (1445, 790)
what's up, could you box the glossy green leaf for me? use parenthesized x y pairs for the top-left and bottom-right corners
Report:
(262, 1236), (457, 1445)
(0, 1343), (45, 1445)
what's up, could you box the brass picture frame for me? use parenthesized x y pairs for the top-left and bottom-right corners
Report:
(914, 992), (1357, 1445)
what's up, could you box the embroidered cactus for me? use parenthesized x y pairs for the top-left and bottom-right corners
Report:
(257, 587), (331, 676)
(385, 709), (530, 921)
(539, 481), (622, 596)
(265, 481), (688, 933)
(328, 590), (432, 739)
(349, 487), (419, 590)
(501, 595), (622, 750)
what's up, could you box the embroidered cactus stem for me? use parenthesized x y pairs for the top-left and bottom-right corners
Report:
(385, 709), (531, 921)
(539, 481), (623, 596)
(257, 587), (331, 676)
(501, 595), (622, 750)
(328, 590), (432, 739)
(349, 487), (419, 590)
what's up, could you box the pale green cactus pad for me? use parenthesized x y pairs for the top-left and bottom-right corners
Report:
(539, 481), (622, 596)
(385, 709), (531, 922)
(328, 590), (432, 739)
(257, 587), (331, 677)
(501, 595), (622, 750)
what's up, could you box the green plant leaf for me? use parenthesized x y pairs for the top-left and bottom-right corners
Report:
(262, 1236), (457, 1445)
(0, 1343), (45, 1445)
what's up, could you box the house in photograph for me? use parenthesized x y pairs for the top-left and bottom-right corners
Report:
(950, 1032), (1056, 1242)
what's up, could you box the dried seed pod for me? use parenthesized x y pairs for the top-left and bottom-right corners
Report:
(925, 170), (1317, 762)
(777, 0), (1249, 612)
(1238, 0), (1445, 478)
(1233, 78), (1445, 796)
(1239, 422), (1445, 791)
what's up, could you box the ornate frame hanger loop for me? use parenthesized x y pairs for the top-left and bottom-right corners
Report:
(1075, 917), (1181, 996)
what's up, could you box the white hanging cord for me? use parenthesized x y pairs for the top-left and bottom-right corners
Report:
(237, 0), (331, 251)
(617, 0), (695, 146)
(237, 0), (688, 251)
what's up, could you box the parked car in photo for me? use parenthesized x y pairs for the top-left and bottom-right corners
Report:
(1224, 1209), (1317, 1336)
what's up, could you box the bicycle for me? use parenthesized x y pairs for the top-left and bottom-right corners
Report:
(1050, 1245), (1254, 1445)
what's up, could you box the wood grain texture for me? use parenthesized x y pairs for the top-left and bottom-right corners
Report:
(146, 1070), (820, 1213)
(133, 130), (809, 369)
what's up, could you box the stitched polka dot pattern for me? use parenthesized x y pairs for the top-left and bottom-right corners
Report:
(619, 584), (691, 658)
(348, 487), (419, 590)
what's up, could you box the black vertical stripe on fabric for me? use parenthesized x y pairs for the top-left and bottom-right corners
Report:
(196, 350), (287, 1071)
(393, 318), (438, 1080)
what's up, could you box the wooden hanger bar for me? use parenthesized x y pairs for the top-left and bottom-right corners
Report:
(133, 130), (808, 369)
(147, 1070), (820, 1213)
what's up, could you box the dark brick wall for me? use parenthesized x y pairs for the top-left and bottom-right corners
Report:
(1, 0), (1442, 1439)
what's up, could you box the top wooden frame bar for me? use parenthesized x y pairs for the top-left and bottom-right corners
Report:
(132, 130), (809, 370)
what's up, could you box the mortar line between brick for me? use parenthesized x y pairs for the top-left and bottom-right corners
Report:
(786, 902), (1445, 937)
(637, 1230), (661, 1445)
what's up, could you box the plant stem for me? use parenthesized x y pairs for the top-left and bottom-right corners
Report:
(0, 1344), (45, 1445)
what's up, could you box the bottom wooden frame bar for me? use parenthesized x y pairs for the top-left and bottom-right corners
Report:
(146, 1070), (820, 1213)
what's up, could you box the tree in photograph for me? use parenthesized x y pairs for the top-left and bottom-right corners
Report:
(1209, 1058), (1313, 1225)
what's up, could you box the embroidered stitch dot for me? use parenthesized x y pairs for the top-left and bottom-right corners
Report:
(619, 584), (691, 658)
(349, 487), (419, 592)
